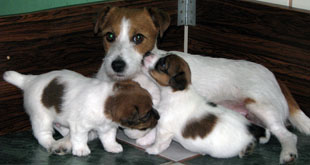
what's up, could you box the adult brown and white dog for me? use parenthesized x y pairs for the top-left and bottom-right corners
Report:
(142, 54), (270, 158)
(3, 70), (159, 156)
(94, 7), (310, 164)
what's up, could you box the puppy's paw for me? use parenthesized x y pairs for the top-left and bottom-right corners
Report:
(104, 143), (123, 153)
(239, 142), (255, 158)
(50, 139), (72, 155)
(280, 150), (298, 164)
(72, 145), (91, 157)
(136, 135), (155, 146)
(123, 128), (149, 139)
(137, 138), (153, 146)
(146, 146), (160, 155)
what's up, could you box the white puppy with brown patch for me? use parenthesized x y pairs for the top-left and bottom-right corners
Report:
(3, 70), (159, 156)
(93, 7), (310, 164)
(142, 54), (269, 158)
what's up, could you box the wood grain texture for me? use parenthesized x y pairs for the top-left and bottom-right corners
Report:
(0, 0), (309, 135)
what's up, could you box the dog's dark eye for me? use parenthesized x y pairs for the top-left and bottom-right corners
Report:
(132, 34), (144, 45)
(105, 32), (115, 42)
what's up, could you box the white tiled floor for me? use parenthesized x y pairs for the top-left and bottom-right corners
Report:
(116, 130), (200, 162)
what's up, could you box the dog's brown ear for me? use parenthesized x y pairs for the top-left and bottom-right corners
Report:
(147, 8), (170, 38)
(94, 6), (112, 35)
(169, 71), (188, 91)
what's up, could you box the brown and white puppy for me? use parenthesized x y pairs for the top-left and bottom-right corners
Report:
(94, 7), (310, 164)
(142, 54), (269, 158)
(3, 70), (159, 156)
(94, 6), (170, 139)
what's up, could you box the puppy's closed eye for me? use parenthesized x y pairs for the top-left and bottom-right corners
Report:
(140, 111), (151, 122)
(156, 57), (168, 72)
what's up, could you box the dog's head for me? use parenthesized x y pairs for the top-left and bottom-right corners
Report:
(94, 7), (170, 80)
(105, 80), (159, 130)
(144, 54), (191, 91)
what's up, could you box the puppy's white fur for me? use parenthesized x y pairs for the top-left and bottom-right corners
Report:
(3, 70), (123, 156)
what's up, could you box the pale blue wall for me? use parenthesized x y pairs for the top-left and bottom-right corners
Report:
(0, 0), (112, 16)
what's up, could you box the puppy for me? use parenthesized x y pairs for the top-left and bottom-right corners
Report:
(3, 70), (159, 156)
(94, 6), (170, 140)
(142, 54), (270, 158)
(94, 7), (310, 163)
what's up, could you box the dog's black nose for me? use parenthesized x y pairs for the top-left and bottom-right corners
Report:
(112, 59), (126, 73)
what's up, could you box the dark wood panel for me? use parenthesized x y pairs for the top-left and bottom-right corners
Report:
(188, 0), (310, 116)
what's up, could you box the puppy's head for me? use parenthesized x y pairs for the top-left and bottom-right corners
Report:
(105, 80), (159, 130)
(94, 7), (170, 80)
(146, 54), (191, 91)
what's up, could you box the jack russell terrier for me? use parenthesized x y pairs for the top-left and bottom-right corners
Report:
(94, 7), (310, 164)
(142, 54), (270, 158)
(3, 70), (159, 156)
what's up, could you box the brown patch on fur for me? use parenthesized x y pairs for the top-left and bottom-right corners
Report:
(244, 98), (256, 105)
(94, 7), (170, 55)
(41, 78), (64, 113)
(105, 80), (159, 130)
(278, 80), (301, 116)
(182, 114), (218, 139)
(150, 70), (170, 86)
(151, 54), (191, 91)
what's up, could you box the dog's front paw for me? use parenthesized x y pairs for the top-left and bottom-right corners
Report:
(104, 143), (123, 153)
(72, 145), (91, 157)
(50, 138), (72, 155)
(123, 128), (149, 139)
(137, 138), (153, 146)
(136, 135), (155, 146)
(239, 142), (255, 158)
(280, 150), (298, 164)
(146, 146), (161, 155)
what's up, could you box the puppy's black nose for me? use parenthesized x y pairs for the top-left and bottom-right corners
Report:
(112, 59), (126, 73)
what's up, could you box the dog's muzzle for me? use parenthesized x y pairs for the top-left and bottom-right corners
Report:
(112, 59), (126, 73)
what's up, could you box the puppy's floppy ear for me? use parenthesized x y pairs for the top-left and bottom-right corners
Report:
(94, 6), (112, 35)
(169, 71), (187, 91)
(147, 8), (170, 38)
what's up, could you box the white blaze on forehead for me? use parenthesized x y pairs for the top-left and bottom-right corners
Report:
(119, 17), (131, 43)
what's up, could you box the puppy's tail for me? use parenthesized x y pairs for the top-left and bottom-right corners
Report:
(279, 81), (310, 135)
(248, 124), (271, 144)
(3, 71), (32, 90)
